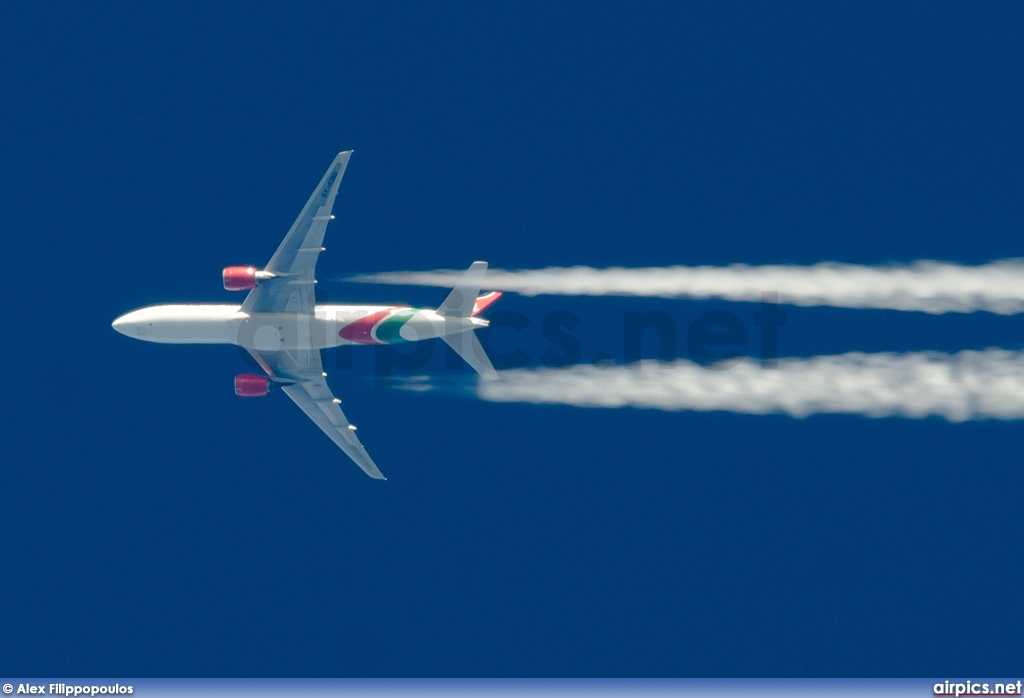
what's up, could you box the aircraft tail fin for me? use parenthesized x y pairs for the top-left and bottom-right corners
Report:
(437, 261), (489, 318)
(437, 261), (499, 379)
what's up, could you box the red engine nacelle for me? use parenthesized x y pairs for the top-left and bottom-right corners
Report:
(235, 373), (270, 397)
(223, 266), (258, 291)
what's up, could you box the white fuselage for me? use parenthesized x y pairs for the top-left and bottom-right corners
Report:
(111, 304), (487, 351)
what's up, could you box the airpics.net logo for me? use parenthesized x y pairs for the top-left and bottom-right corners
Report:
(934, 680), (1023, 696)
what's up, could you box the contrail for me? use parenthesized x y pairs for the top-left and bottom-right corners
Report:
(348, 259), (1024, 314)
(475, 350), (1024, 422)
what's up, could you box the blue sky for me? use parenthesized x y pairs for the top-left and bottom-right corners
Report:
(2, 2), (1023, 677)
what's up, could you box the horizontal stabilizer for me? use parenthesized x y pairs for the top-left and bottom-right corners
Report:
(443, 331), (498, 380)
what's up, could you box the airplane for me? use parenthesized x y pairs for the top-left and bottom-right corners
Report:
(112, 151), (501, 480)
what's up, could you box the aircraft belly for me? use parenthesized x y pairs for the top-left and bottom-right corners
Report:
(113, 304), (245, 344)
(236, 313), (341, 351)
(140, 321), (242, 344)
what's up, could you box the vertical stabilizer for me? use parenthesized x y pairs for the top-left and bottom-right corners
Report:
(437, 261), (489, 318)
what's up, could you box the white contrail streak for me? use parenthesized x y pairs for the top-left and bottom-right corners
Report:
(350, 260), (1024, 314)
(476, 350), (1024, 421)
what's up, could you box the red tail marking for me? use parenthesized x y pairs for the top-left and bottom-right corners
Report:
(472, 291), (502, 316)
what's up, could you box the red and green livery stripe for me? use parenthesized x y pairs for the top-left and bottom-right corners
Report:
(338, 308), (417, 344)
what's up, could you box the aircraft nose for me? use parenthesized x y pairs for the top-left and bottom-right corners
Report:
(112, 313), (139, 336)
(112, 315), (129, 335)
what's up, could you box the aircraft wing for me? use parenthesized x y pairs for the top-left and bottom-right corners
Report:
(238, 151), (384, 479)
(242, 151), (352, 315)
(247, 346), (386, 480)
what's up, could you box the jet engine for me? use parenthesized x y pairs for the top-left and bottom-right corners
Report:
(234, 373), (270, 397)
(223, 266), (275, 291)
